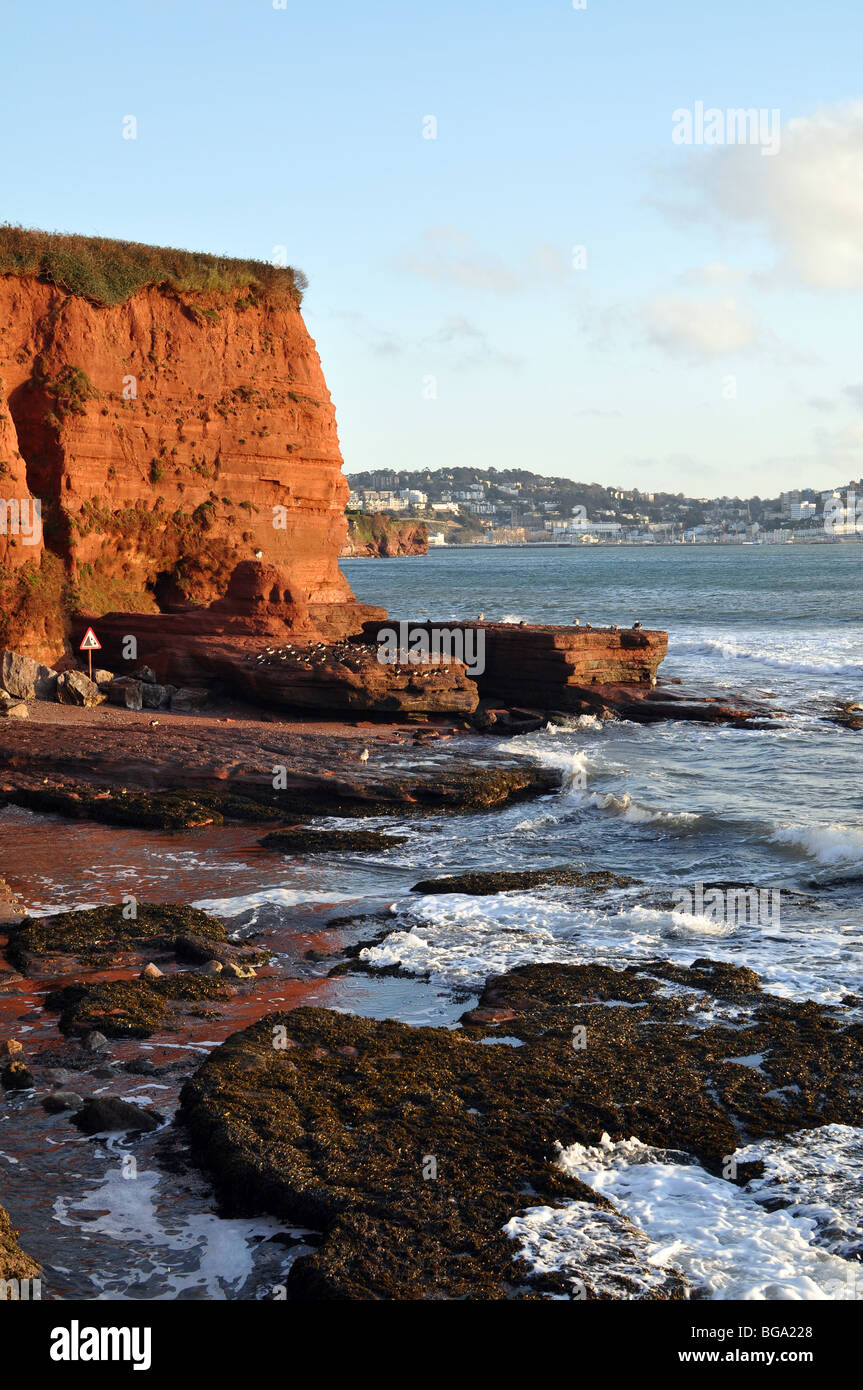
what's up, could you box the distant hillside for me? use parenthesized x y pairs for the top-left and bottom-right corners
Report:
(347, 465), (858, 532)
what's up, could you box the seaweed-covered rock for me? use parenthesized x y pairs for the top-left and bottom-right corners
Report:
(179, 1005), (689, 1300)
(46, 973), (232, 1038)
(5, 901), (227, 975)
(180, 959), (863, 1300)
(259, 827), (408, 855)
(5, 782), (287, 830)
(0, 1204), (40, 1286)
(1, 1060), (35, 1090)
(411, 867), (635, 895)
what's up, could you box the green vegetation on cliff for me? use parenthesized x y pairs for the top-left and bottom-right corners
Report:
(343, 511), (428, 557)
(0, 225), (307, 308)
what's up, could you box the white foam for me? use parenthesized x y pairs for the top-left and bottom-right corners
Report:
(53, 1166), (310, 1299)
(360, 888), (863, 1008)
(553, 1131), (861, 1300)
(193, 887), (358, 917)
(738, 1124), (863, 1261)
(503, 1200), (682, 1299)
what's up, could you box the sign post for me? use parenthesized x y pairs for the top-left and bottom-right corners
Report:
(79, 626), (102, 681)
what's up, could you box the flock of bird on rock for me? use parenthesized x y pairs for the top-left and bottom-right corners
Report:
(252, 619), (645, 672)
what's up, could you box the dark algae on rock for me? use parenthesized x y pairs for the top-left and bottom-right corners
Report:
(179, 958), (863, 1299)
(179, 1004), (683, 1301)
(46, 973), (232, 1039)
(411, 867), (636, 895)
(0, 1204), (40, 1286)
(5, 902), (227, 973)
(4, 784), (286, 830)
(259, 827), (408, 854)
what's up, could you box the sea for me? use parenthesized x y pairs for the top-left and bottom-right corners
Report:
(1, 543), (861, 1300)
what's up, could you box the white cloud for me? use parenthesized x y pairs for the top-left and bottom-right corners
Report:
(425, 315), (522, 367)
(400, 229), (574, 294)
(401, 228), (520, 293)
(680, 260), (746, 286)
(643, 293), (758, 359)
(684, 102), (863, 289)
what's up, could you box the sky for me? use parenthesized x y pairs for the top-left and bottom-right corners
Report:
(2, 0), (862, 497)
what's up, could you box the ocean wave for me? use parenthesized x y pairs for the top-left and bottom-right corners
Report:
(503, 736), (707, 830)
(675, 638), (863, 679)
(628, 904), (738, 938)
(770, 823), (863, 874)
(360, 890), (863, 1006)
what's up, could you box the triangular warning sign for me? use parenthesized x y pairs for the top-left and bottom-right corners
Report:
(79, 626), (102, 652)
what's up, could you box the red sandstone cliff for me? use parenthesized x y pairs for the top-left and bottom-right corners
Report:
(341, 514), (429, 558)
(0, 260), (358, 660)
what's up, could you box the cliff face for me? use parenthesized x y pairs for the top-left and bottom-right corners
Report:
(0, 267), (353, 659)
(342, 514), (429, 558)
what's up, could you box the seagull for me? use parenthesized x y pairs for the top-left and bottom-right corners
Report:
(610, 623), (619, 633)
(573, 619), (581, 627)
(477, 612), (485, 621)
(359, 747), (370, 763)
(254, 549), (264, 560)
(632, 620), (643, 631)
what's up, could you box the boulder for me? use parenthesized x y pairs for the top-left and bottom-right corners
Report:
(56, 670), (104, 707)
(1, 1060), (35, 1090)
(71, 1096), (164, 1134)
(93, 668), (115, 686)
(142, 682), (172, 709)
(221, 961), (257, 980)
(106, 677), (143, 711)
(0, 1039), (23, 1059)
(171, 687), (209, 713)
(0, 649), (57, 701)
(42, 1091), (84, 1113)
(132, 666), (157, 684)
(0, 701), (29, 720)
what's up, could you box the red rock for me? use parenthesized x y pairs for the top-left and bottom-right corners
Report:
(342, 516), (428, 557)
(460, 1006), (520, 1026)
(0, 270), (370, 660)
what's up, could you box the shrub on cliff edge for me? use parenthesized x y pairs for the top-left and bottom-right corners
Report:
(0, 225), (307, 307)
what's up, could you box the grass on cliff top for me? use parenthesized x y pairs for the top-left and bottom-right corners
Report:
(346, 511), (428, 542)
(0, 224), (308, 307)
